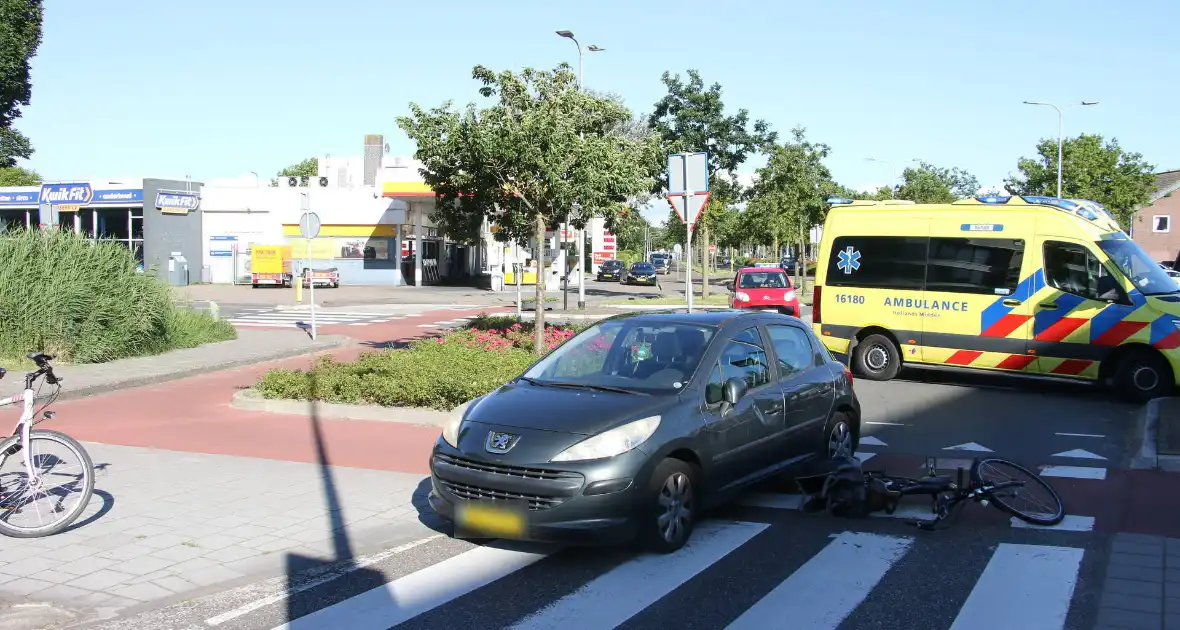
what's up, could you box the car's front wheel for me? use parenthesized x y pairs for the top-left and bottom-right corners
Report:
(638, 458), (697, 554)
(818, 411), (858, 459)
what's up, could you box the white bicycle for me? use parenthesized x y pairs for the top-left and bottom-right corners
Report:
(0, 353), (94, 537)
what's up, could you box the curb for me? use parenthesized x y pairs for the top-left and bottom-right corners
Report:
(601, 304), (733, 311)
(1131, 397), (1180, 472)
(230, 389), (451, 427)
(54, 336), (353, 403)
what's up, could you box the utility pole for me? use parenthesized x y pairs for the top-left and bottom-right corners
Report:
(1022, 100), (1099, 198)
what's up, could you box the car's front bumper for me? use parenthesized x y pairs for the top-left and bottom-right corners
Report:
(630, 276), (657, 284)
(428, 443), (649, 545)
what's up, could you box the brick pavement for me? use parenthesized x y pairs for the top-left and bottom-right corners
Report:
(1094, 532), (1180, 630)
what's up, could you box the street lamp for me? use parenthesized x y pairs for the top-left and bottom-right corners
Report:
(1022, 100), (1099, 199)
(556, 29), (605, 311)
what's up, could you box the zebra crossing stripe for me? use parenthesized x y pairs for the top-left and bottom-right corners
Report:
(947, 543), (1083, 630)
(509, 521), (768, 630)
(270, 543), (553, 630)
(725, 531), (913, 630)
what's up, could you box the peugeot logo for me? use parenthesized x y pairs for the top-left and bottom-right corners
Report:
(485, 431), (520, 454)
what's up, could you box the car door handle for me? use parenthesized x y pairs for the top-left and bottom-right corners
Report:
(1038, 302), (1059, 310)
(1002, 299), (1022, 307)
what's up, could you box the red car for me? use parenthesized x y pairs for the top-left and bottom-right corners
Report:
(727, 266), (801, 316)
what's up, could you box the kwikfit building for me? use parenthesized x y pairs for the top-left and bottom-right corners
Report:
(0, 178), (202, 281)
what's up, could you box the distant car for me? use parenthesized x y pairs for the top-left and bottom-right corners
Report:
(624, 262), (658, 286)
(652, 258), (671, 275)
(597, 260), (624, 282)
(779, 257), (797, 273)
(427, 310), (861, 552)
(753, 262), (779, 269)
(1166, 268), (1180, 288)
(728, 267), (801, 316)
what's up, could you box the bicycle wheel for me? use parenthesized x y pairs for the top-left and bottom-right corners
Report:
(0, 430), (95, 538)
(971, 458), (1064, 526)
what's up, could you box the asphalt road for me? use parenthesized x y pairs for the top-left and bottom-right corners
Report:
(95, 508), (1106, 630)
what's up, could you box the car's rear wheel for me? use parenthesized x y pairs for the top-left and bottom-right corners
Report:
(853, 333), (901, 381)
(638, 458), (697, 554)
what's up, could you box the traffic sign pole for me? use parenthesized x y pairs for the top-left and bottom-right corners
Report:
(683, 154), (694, 314)
(299, 209), (322, 340)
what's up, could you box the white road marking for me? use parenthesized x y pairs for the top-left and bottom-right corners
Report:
(268, 542), (554, 630)
(948, 543), (1083, 630)
(725, 532), (913, 630)
(1039, 465), (1107, 480)
(944, 442), (994, 452)
(1010, 515), (1095, 532)
(865, 421), (907, 426)
(509, 521), (768, 630)
(859, 436), (887, 447)
(1051, 449), (1107, 460)
(206, 535), (443, 626)
(869, 503), (935, 522)
(416, 324), (438, 328)
(854, 452), (877, 463)
(1055, 432), (1104, 438)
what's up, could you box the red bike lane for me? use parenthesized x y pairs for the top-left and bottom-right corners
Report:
(44, 307), (512, 476)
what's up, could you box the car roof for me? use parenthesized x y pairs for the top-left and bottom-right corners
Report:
(739, 266), (786, 273)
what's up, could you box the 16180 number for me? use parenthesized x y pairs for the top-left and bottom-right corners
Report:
(835, 294), (865, 305)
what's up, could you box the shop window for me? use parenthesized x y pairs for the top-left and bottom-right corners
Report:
(57, 212), (77, 233)
(334, 237), (392, 260)
(96, 209), (130, 240)
(131, 215), (144, 239)
(79, 210), (95, 236)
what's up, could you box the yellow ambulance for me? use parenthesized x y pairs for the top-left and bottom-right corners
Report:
(811, 194), (1180, 402)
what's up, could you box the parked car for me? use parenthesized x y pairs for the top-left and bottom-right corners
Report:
(653, 257), (671, 275)
(727, 267), (801, 316)
(623, 262), (658, 286)
(779, 256), (797, 273)
(596, 260), (624, 282)
(427, 310), (861, 553)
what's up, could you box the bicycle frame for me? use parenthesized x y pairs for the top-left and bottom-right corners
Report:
(0, 371), (57, 484)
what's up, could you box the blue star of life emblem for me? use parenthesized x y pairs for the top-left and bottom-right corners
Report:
(837, 246), (861, 274)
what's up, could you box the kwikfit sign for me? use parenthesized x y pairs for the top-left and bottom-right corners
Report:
(155, 190), (199, 214)
(39, 182), (94, 205)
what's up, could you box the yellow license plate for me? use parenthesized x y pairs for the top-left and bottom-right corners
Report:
(455, 502), (526, 538)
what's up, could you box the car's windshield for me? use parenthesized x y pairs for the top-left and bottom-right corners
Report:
(653, 258), (668, 266)
(522, 320), (717, 393)
(739, 271), (790, 289)
(632, 263), (654, 272)
(1097, 237), (1179, 296)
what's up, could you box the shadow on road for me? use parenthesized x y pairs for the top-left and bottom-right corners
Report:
(284, 369), (394, 625)
(62, 488), (114, 533)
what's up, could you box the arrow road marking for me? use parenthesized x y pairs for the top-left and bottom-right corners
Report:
(1050, 449), (1107, 460)
(859, 436), (887, 447)
(943, 442), (994, 452)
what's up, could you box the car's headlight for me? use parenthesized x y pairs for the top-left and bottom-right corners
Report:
(736, 291), (750, 302)
(550, 416), (661, 462)
(441, 398), (478, 448)
(785, 290), (796, 301)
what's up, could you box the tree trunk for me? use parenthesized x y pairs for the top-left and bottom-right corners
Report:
(772, 235), (779, 260)
(534, 213), (546, 355)
(797, 233), (807, 294)
(700, 223), (710, 299)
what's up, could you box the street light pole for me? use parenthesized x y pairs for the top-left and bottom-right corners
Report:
(558, 30), (603, 310)
(1022, 100), (1098, 199)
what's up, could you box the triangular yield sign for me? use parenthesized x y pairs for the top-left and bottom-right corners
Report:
(1051, 448), (1107, 460)
(859, 436), (887, 447)
(943, 442), (994, 452)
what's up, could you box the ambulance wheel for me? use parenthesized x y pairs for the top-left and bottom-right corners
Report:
(853, 334), (901, 381)
(1112, 349), (1173, 403)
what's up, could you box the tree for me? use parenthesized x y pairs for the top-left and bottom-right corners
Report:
(613, 208), (652, 253)
(1005, 134), (1155, 229)
(0, 0), (43, 167)
(649, 70), (775, 298)
(0, 166), (38, 186)
(894, 161), (979, 203)
(744, 127), (836, 290)
(397, 63), (661, 353)
(270, 157), (319, 186)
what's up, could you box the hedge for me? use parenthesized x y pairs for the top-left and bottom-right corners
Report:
(0, 228), (236, 364)
(255, 315), (584, 410)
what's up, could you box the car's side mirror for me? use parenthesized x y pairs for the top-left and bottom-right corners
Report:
(725, 281), (735, 292)
(719, 376), (748, 416)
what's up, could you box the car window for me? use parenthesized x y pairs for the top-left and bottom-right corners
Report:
(926, 237), (1024, 296)
(738, 271), (789, 289)
(717, 330), (771, 389)
(732, 327), (763, 347)
(1043, 241), (1123, 302)
(704, 363), (724, 406)
(766, 325), (815, 378)
(827, 236), (927, 290)
(525, 321), (717, 393)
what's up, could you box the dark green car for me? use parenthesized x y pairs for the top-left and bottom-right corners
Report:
(625, 262), (658, 286)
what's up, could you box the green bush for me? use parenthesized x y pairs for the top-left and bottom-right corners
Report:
(0, 228), (236, 363)
(256, 341), (539, 411)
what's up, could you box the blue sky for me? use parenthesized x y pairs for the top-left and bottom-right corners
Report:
(14, 0), (1179, 224)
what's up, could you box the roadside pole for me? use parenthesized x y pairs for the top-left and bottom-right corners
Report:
(665, 152), (709, 314)
(299, 210), (322, 341)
